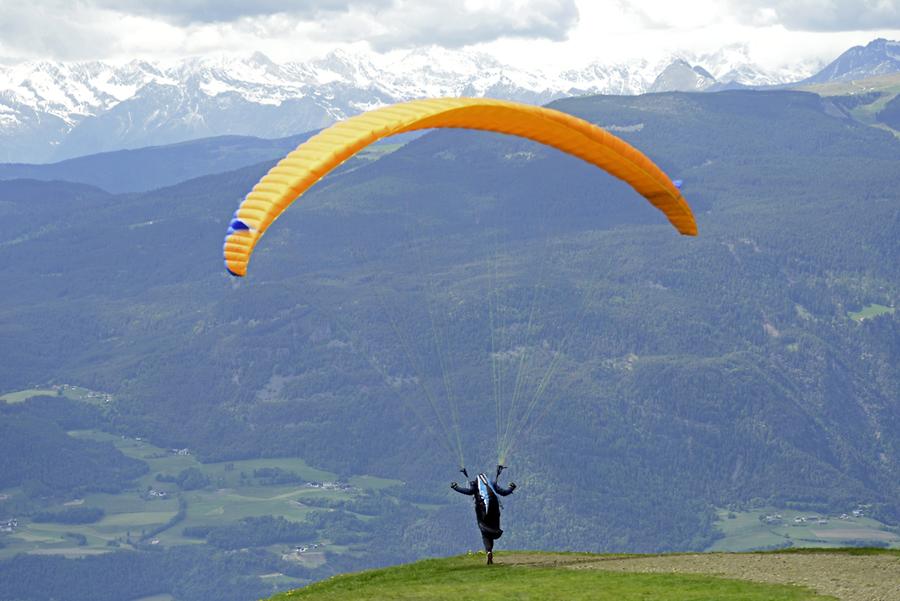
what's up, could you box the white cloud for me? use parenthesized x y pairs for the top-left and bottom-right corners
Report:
(612, 0), (724, 30)
(0, 0), (897, 72)
(0, 2), (189, 61)
(0, 0), (579, 61)
(478, 1), (900, 72)
(726, 0), (900, 32)
(91, 1), (390, 24)
(313, 0), (579, 50)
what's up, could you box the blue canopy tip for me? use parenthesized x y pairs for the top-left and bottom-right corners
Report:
(673, 179), (683, 189)
(229, 219), (251, 231)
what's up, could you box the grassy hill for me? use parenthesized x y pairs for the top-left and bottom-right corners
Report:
(270, 549), (900, 601)
(792, 72), (900, 135)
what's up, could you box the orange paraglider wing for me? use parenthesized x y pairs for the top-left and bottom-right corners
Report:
(224, 97), (696, 276)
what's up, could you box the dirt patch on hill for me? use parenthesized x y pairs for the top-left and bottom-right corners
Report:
(498, 552), (900, 601)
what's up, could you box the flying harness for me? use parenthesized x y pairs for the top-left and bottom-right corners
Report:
(477, 473), (502, 513)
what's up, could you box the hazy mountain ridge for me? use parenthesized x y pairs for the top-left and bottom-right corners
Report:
(0, 45), (819, 163)
(0, 131), (431, 194)
(0, 132), (315, 194)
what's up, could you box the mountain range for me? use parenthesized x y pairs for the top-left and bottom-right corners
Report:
(5, 39), (897, 165)
(0, 43), (833, 163)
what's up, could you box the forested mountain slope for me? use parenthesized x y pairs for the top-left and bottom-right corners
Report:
(0, 89), (897, 555)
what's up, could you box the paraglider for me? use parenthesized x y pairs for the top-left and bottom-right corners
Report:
(221, 98), (698, 531)
(452, 465), (516, 564)
(223, 97), (696, 278)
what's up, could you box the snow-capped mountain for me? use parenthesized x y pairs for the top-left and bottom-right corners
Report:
(697, 45), (825, 88)
(649, 60), (717, 93)
(0, 45), (822, 163)
(804, 38), (900, 84)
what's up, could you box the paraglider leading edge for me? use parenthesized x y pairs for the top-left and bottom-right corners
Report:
(222, 97), (698, 278)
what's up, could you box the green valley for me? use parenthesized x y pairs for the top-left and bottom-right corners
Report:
(1, 426), (410, 565)
(710, 508), (900, 552)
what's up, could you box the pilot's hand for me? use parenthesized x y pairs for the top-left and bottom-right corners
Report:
(451, 482), (458, 489)
(509, 482), (517, 490)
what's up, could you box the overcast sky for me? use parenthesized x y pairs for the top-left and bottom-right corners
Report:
(1, 0), (898, 69)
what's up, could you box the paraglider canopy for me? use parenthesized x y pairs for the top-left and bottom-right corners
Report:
(223, 97), (696, 277)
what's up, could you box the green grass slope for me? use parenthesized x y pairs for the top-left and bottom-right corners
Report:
(269, 553), (832, 601)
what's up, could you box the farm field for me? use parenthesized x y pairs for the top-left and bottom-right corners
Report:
(708, 508), (900, 552)
(0, 429), (404, 560)
(848, 303), (895, 322)
(0, 389), (58, 403)
(0, 385), (112, 405)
